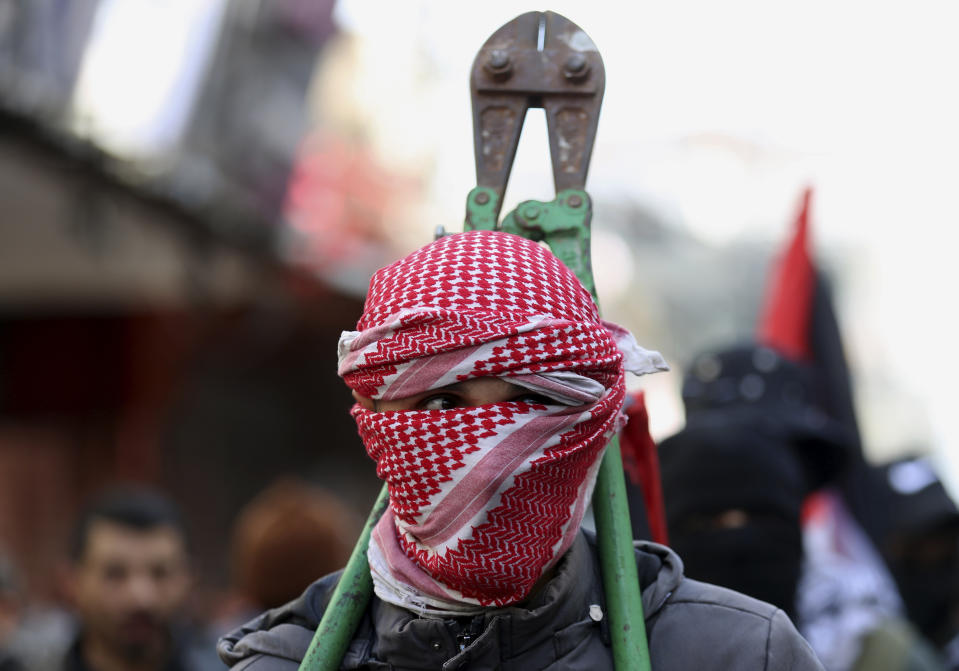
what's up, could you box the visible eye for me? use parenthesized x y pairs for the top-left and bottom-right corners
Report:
(514, 393), (554, 406)
(418, 394), (459, 411)
(101, 562), (128, 584)
(151, 562), (172, 583)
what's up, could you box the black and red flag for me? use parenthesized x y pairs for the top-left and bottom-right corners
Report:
(756, 187), (888, 543)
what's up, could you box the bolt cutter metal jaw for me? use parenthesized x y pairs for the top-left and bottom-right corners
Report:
(466, 11), (605, 226)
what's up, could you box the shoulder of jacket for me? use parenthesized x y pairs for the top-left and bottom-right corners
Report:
(218, 572), (344, 668)
(654, 579), (824, 670)
(666, 576), (782, 620)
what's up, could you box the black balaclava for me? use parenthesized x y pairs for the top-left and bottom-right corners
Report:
(660, 419), (807, 618)
(660, 344), (853, 620)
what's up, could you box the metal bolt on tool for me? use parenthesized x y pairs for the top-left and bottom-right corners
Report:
(522, 204), (541, 220)
(484, 49), (512, 79)
(564, 52), (590, 80)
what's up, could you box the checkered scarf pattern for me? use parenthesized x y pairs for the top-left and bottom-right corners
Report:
(338, 231), (667, 614)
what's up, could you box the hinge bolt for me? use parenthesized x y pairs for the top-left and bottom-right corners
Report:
(563, 52), (590, 81)
(484, 50), (512, 79)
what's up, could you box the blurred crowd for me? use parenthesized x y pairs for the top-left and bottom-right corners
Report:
(657, 345), (959, 671)
(0, 479), (359, 671)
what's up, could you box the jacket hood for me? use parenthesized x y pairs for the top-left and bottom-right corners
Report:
(634, 540), (684, 619)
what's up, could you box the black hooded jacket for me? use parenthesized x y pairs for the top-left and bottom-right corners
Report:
(219, 532), (823, 670)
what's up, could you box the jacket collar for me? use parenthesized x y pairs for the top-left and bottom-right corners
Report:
(365, 532), (607, 669)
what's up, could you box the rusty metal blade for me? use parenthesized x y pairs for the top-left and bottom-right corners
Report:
(470, 11), (605, 211)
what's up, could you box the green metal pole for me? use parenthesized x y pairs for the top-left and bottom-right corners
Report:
(594, 436), (651, 670)
(298, 484), (389, 671)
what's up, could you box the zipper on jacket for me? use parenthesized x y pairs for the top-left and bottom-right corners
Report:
(449, 615), (486, 651)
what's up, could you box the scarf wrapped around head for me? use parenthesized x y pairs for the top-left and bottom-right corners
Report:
(338, 231), (667, 615)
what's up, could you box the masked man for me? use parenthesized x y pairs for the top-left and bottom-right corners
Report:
(872, 457), (959, 669)
(220, 231), (824, 670)
(659, 344), (852, 622)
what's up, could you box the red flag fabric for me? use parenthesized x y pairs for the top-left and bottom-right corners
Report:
(620, 391), (669, 545)
(758, 188), (816, 361)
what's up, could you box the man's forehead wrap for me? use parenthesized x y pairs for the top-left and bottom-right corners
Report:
(338, 231), (666, 403)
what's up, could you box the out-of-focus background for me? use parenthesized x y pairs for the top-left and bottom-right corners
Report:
(0, 0), (957, 643)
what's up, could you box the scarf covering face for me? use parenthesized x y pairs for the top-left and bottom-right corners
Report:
(338, 231), (668, 615)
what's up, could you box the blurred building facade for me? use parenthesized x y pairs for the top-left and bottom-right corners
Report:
(0, 0), (398, 611)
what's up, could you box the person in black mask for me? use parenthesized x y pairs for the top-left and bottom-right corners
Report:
(870, 457), (959, 668)
(660, 421), (808, 618)
(659, 344), (850, 622)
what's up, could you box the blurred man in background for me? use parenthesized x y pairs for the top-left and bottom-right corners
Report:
(61, 486), (217, 671)
(870, 457), (959, 669)
(230, 478), (359, 613)
(210, 477), (359, 635)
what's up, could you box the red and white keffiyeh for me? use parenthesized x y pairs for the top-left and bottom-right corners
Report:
(338, 231), (667, 615)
